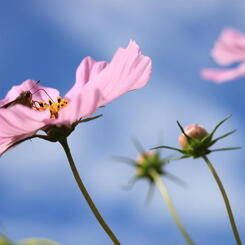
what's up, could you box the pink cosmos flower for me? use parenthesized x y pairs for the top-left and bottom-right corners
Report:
(0, 40), (152, 155)
(201, 28), (245, 83)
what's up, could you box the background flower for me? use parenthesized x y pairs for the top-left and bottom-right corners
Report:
(201, 28), (245, 83)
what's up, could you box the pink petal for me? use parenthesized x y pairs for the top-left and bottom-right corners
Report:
(0, 79), (60, 106)
(44, 87), (101, 127)
(201, 62), (245, 83)
(0, 105), (49, 154)
(211, 28), (245, 66)
(91, 40), (152, 106)
(65, 57), (107, 99)
(0, 138), (14, 155)
(32, 83), (60, 102)
(68, 40), (152, 107)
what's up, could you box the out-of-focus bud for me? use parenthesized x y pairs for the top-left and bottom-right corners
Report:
(178, 124), (209, 149)
(135, 151), (163, 180)
(0, 236), (12, 245)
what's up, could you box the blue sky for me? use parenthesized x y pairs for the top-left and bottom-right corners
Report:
(0, 1), (245, 245)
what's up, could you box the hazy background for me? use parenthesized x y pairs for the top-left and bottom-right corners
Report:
(0, 1), (244, 244)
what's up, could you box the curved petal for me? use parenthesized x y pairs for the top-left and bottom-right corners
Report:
(211, 28), (245, 66)
(65, 57), (107, 99)
(0, 79), (60, 107)
(44, 87), (101, 127)
(0, 138), (14, 156)
(32, 83), (60, 102)
(0, 105), (49, 154)
(89, 40), (152, 106)
(201, 63), (245, 83)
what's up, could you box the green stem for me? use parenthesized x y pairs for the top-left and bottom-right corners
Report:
(202, 155), (242, 245)
(149, 169), (195, 245)
(59, 138), (121, 245)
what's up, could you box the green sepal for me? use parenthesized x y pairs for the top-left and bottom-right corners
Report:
(209, 115), (232, 138)
(211, 147), (241, 152)
(177, 121), (192, 145)
(209, 130), (237, 146)
(151, 145), (184, 153)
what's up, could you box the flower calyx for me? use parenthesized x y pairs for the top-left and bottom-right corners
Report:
(152, 115), (240, 159)
(135, 151), (165, 182)
(114, 139), (185, 188)
(39, 114), (103, 143)
(0, 114), (103, 156)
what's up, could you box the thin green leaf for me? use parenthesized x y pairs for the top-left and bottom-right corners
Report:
(112, 156), (136, 166)
(210, 130), (237, 146)
(211, 147), (241, 152)
(201, 134), (212, 144)
(177, 121), (190, 138)
(164, 172), (188, 187)
(132, 137), (146, 155)
(151, 145), (184, 153)
(78, 114), (103, 123)
(122, 176), (139, 191)
(144, 182), (155, 205)
(210, 115), (232, 137)
(179, 155), (191, 159)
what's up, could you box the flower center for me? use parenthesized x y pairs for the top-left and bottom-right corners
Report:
(35, 96), (69, 118)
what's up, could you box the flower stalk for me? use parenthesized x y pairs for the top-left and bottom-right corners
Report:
(117, 146), (195, 245)
(202, 155), (242, 245)
(59, 138), (121, 245)
(149, 169), (195, 245)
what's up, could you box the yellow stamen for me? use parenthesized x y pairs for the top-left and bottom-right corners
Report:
(34, 97), (69, 118)
(57, 96), (62, 103)
(48, 99), (53, 105)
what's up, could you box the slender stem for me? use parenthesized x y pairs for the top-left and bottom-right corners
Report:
(59, 138), (121, 245)
(149, 169), (195, 245)
(202, 155), (242, 245)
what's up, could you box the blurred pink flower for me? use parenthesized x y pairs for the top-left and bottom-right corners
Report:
(201, 28), (245, 83)
(0, 40), (152, 155)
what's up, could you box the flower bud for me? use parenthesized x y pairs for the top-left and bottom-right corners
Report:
(135, 151), (163, 179)
(178, 124), (209, 149)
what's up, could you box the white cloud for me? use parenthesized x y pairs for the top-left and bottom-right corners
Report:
(33, 0), (245, 57)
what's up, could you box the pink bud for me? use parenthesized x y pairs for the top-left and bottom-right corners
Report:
(178, 124), (209, 149)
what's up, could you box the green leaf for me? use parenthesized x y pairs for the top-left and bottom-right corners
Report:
(210, 130), (237, 146)
(151, 145), (184, 153)
(209, 115), (232, 138)
(132, 138), (146, 155)
(17, 238), (60, 245)
(210, 147), (241, 152)
(78, 114), (103, 124)
(112, 156), (137, 166)
(0, 236), (13, 245)
(176, 121), (192, 142)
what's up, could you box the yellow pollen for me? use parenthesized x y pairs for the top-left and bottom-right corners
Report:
(34, 96), (69, 118)
(57, 96), (62, 103)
